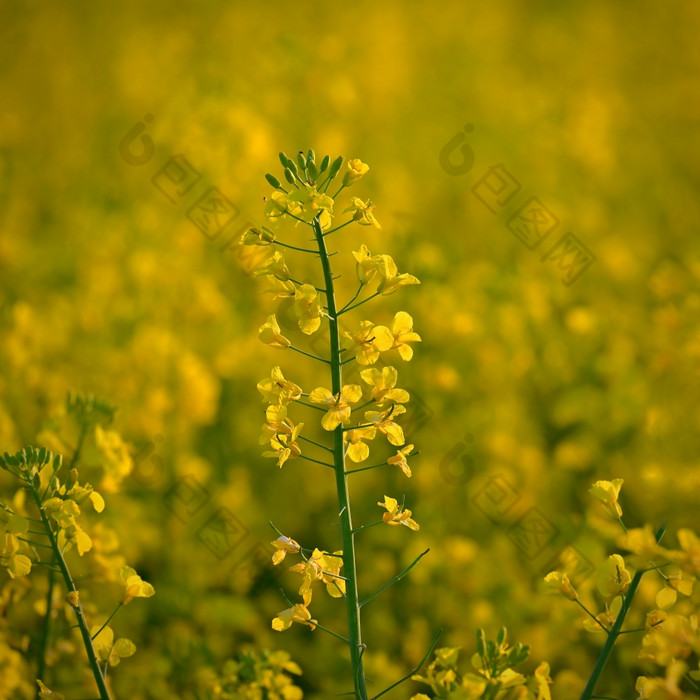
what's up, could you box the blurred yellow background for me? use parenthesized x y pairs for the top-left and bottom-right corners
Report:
(1, 1), (699, 697)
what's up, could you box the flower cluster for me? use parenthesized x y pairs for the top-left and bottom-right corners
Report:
(245, 152), (424, 697)
(195, 650), (303, 700)
(0, 405), (155, 699)
(410, 629), (552, 699)
(544, 478), (700, 698)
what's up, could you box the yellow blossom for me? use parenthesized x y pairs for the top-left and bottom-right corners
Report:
(598, 554), (631, 599)
(344, 426), (377, 463)
(0, 532), (32, 578)
(387, 444), (414, 477)
(342, 320), (394, 365)
(309, 385), (363, 431)
(365, 404), (406, 446)
(288, 184), (334, 228)
(384, 311), (422, 360)
(534, 662), (553, 700)
(543, 571), (578, 601)
(271, 603), (316, 632)
(263, 424), (303, 467)
(352, 244), (397, 286)
(263, 275), (296, 299)
(120, 565), (155, 605)
(379, 270), (421, 295)
(360, 366), (410, 404)
(264, 190), (303, 223)
(342, 158), (369, 186)
(378, 495), (419, 531)
(241, 226), (275, 246)
(257, 366), (302, 406)
(252, 250), (291, 280)
(343, 197), (381, 228)
(271, 535), (301, 565)
(294, 284), (324, 335)
(589, 478), (624, 519)
(259, 315), (291, 349)
(91, 625), (137, 667)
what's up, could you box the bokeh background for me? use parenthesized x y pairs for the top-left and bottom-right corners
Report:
(1, 0), (699, 697)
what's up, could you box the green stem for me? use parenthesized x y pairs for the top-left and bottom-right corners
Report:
(29, 484), (111, 700)
(36, 568), (55, 694)
(579, 524), (666, 700)
(91, 603), (123, 641)
(312, 214), (368, 700)
(338, 292), (381, 316)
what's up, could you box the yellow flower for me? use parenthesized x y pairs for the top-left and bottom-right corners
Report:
(0, 532), (32, 578)
(344, 426), (377, 463)
(353, 244), (397, 286)
(120, 565), (155, 605)
(384, 311), (422, 360)
(342, 158), (369, 186)
(265, 190), (303, 223)
(589, 478), (624, 519)
(360, 366), (410, 404)
(387, 444), (414, 477)
(65, 591), (80, 607)
(378, 270), (421, 295)
(257, 366), (302, 406)
(342, 320), (394, 365)
(343, 197), (381, 228)
(543, 571), (578, 601)
(378, 495), (419, 531)
(252, 250), (291, 280)
(365, 404), (406, 446)
(656, 571), (694, 609)
(263, 424), (303, 467)
(309, 385), (363, 431)
(36, 681), (65, 699)
(288, 184), (334, 228)
(534, 662), (553, 700)
(241, 226), (275, 246)
(271, 535), (301, 566)
(262, 276), (296, 300)
(670, 528), (700, 576)
(294, 284), (324, 335)
(271, 603), (316, 631)
(597, 554), (631, 599)
(259, 314), (291, 349)
(90, 625), (137, 666)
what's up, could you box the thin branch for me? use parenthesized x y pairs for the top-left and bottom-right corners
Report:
(360, 549), (430, 608)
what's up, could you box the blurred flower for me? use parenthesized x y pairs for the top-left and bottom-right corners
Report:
(257, 366), (302, 406)
(343, 197), (381, 228)
(597, 554), (631, 599)
(294, 284), (324, 334)
(543, 571), (578, 601)
(342, 158), (369, 186)
(589, 478), (624, 519)
(120, 565), (155, 605)
(259, 315), (291, 349)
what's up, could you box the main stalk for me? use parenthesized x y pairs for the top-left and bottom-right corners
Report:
(311, 215), (368, 699)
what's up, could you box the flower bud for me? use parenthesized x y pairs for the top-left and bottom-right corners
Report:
(265, 173), (282, 189)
